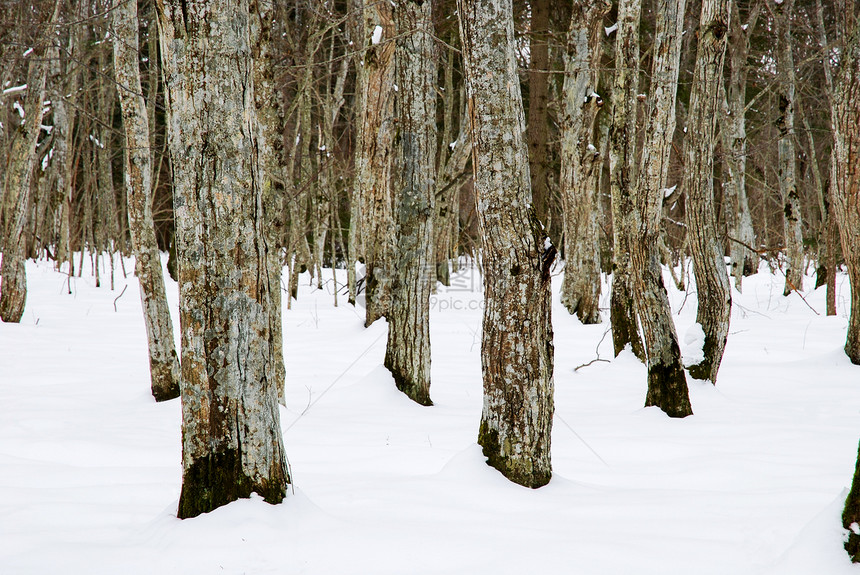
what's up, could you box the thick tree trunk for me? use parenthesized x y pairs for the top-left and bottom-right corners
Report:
(832, 24), (860, 365)
(113, 0), (180, 401)
(559, 0), (610, 325)
(0, 2), (57, 322)
(775, 0), (804, 297)
(156, 0), (290, 518)
(384, 0), (436, 406)
(353, 1), (396, 326)
(608, 0), (645, 359)
(683, 0), (732, 384)
(457, 0), (555, 488)
(631, 0), (692, 417)
(720, 0), (759, 293)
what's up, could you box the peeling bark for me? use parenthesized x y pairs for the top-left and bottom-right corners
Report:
(156, 0), (289, 518)
(559, 0), (610, 325)
(457, 0), (555, 488)
(113, 0), (180, 401)
(683, 0), (732, 384)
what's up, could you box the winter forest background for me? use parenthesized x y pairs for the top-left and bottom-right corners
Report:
(2, 0), (860, 572)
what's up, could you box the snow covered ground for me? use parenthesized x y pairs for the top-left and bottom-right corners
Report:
(1, 255), (859, 574)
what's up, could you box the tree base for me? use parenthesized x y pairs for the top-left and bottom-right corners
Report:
(478, 420), (551, 489)
(645, 361), (693, 418)
(177, 448), (287, 519)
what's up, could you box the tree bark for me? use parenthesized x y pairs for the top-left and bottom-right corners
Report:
(608, 0), (645, 359)
(384, 0), (436, 406)
(720, 0), (759, 293)
(631, 0), (692, 417)
(0, 1), (58, 323)
(353, 1), (396, 326)
(775, 0), (804, 297)
(457, 0), (555, 488)
(156, 0), (290, 518)
(832, 22), (860, 365)
(113, 0), (181, 401)
(526, 0), (551, 228)
(559, 0), (610, 325)
(250, 0), (287, 405)
(683, 0), (732, 384)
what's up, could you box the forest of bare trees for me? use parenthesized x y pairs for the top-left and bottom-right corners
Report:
(2, 0), (860, 558)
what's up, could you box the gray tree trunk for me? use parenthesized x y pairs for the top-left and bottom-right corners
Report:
(0, 1), (58, 323)
(559, 0), (610, 325)
(631, 0), (692, 417)
(250, 0), (287, 405)
(457, 0), (555, 488)
(775, 0), (804, 297)
(156, 0), (290, 518)
(526, 0), (551, 229)
(353, 1), (396, 326)
(113, 0), (181, 401)
(683, 0), (732, 384)
(608, 0), (645, 359)
(384, 0), (436, 406)
(720, 0), (759, 293)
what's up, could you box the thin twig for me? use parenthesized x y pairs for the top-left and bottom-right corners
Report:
(112, 284), (127, 311)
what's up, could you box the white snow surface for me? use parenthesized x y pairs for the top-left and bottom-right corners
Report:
(371, 25), (383, 45)
(1, 256), (860, 574)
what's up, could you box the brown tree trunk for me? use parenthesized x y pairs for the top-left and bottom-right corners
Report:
(156, 0), (290, 519)
(608, 0), (645, 359)
(457, 0), (555, 488)
(384, 0), (436, 406)
(0, 1), (58, 323)
(775, 0), (804, 297)
(559, 0), (610, 325)
(832, 21), (860, 365)
(526, 0), (551, 229)
(113, 0), (180, 401)
(683, 0), (732, 384)
(631, 0), (692, 417)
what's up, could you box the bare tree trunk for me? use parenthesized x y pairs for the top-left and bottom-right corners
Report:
(113, 0), (180, 401)
(156, 0), (290, 519)
(832, 22), (860, 365)
(775, 0), (804, 296)
(559, 0), (610, 325)
(250, 0), (287, 406)
(683, 0), (732, 384)
(631, 0), (692, 417)
(526, 0), (551, 228)
(384, 0), (436, 406)
(720, 0), (759, 293)
(457, 0), (555, 488)
(0, 1), (58, 322)
(608, 0), (645, 359)
(354, 1), (396, 326)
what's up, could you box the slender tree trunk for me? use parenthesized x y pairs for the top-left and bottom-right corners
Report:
(608, 0), (645, 359)
(775, 0), (804, 296)
(457, 0), (556, 488)
(526, 0), (551, 229)
(720, 0), (759, 292)
(113, 0), (180, 401)
(384, 0), (436, 406)
(156, 0), (290, 519)
(559, 0), (609, 325)
(354, 1), (396, 326)
(0, 1), (58, 322)
(631, 0), (692, 417)
(683, 0), (732, 384)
